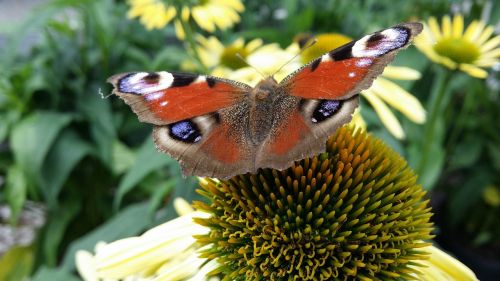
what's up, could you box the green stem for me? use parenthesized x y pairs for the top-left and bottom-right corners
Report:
(445, 86), (474, 153)
(179, 18), (209, 74)
(416, 68), (454, 180)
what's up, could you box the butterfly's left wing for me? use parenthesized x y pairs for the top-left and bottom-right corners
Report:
(256, 23), (422, 170)
(109, 71), (256, 178)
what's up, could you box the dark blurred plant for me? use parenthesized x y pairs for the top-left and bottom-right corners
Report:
(0, 0), (196, 279)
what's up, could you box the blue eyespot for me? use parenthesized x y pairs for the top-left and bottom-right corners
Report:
(169, 120), (202, 143)
(312, 100), (342, 123)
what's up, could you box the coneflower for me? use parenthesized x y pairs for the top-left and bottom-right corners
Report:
(194, 126), (434, 280)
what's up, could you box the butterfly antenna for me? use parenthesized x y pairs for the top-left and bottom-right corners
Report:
(272, 38), (317, 77)
(236, 53), (267, 79)
(99, 88), (113, 99)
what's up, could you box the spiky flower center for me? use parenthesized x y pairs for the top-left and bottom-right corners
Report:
(434, 37), (480, 64)
(195, 127), (434, 281)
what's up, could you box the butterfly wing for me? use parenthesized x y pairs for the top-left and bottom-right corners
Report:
(108, 71), (250, 124)
(255, 23), (422, 170)
(282, 22), (423, 100)
(109, 71), (255, 177)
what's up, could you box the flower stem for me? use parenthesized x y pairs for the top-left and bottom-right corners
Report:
(179, 18), (209, 74)
(445, 85), (474, 153)
(416, 67), (454, 189)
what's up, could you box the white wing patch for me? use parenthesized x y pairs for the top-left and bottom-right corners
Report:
(118, 71), (174, 95)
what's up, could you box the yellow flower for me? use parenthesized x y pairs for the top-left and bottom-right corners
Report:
(127, 0), (244, 39)
(76, 199), (477, 280)
(415, 14), (500, 78)
(192, 36), (301, 86)
(75, 198), (214, 281)
(191, 0), (244, 33)
(298, 33), (426, 139)
(127, 0), (177, 30)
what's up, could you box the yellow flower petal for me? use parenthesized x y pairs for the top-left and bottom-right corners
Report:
(181, 6), (190, 21)
(421, 245), (479, 281)
(452, 14), (464, 38)
(174, 197), (195, 216)
(468, 21), (486, 42)
(370, 78), (426, 123)
(192, 7), (216, 32)
(246, 38), (264, 53)
(174, 20), (185, 40)
(362, 91), (405, 139)
(481, 48), (500, 59)
(218, 0), (245, 12)
(477, 26), (494, 45)
(475, 59), (499, 67)
(163, 6), (177, 25)
(441, 15), (452, 38)
(480, 35), (500, 52)
(76, 250), (99, 281)
(459, 64), (488, 78)
(428, 17), (442, 40)
(382, 66), (421, 80)
(96, 212), (209, 278)
(463, 20), (479, 40)
(349, 108), (366, 131)
(207, 6), (233, 30)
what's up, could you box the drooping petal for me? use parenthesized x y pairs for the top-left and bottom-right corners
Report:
(362, 91), (405, 139)
(480, 35), (500, 52)
(370, 78), (426, 123)
(459, 64), (488, 78)
(382, 66), (421, 80)
(421, 245), (479, 281)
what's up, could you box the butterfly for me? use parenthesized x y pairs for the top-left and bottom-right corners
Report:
(108, 22), (423, 178)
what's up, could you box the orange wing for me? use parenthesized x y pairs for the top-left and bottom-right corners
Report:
(108, 72), (250, 125)
(282, 22), (423, 100)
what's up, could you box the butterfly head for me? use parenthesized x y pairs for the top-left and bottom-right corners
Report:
(252, 77), (279, 101)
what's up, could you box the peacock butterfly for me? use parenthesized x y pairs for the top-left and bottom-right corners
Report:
(108, 22), (423, 178)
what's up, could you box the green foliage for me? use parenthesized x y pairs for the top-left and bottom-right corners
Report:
(0, 0), (498, 279)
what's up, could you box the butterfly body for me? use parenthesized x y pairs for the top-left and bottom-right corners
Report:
(109, 23), (423, 178)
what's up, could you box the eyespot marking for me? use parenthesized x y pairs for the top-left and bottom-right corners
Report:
(168, 120), (202, 143)
(311, 100), (343, 123)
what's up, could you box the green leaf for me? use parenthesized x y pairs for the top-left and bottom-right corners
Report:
(42, 202), (81, 267)
(488, 142), (500, 171)
(10, 111), (72, 184)
(39, 129), (92, 206)
(147, 179), (176, 216)
(448, 170), (492, 227)
(418, 141), (445, 190)
(111, 140), (136, 175)
(449, 137), (483, 170)
(0, 246), (34, 281)
(77, 91), (116, 167)
(31, 267), (80, 281)
(5, 165), (28, 222)
(114, 138), (173, 209)
(61, 202), (152, 271)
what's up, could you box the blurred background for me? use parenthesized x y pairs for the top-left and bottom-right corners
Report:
(0, 0), (498, 280)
